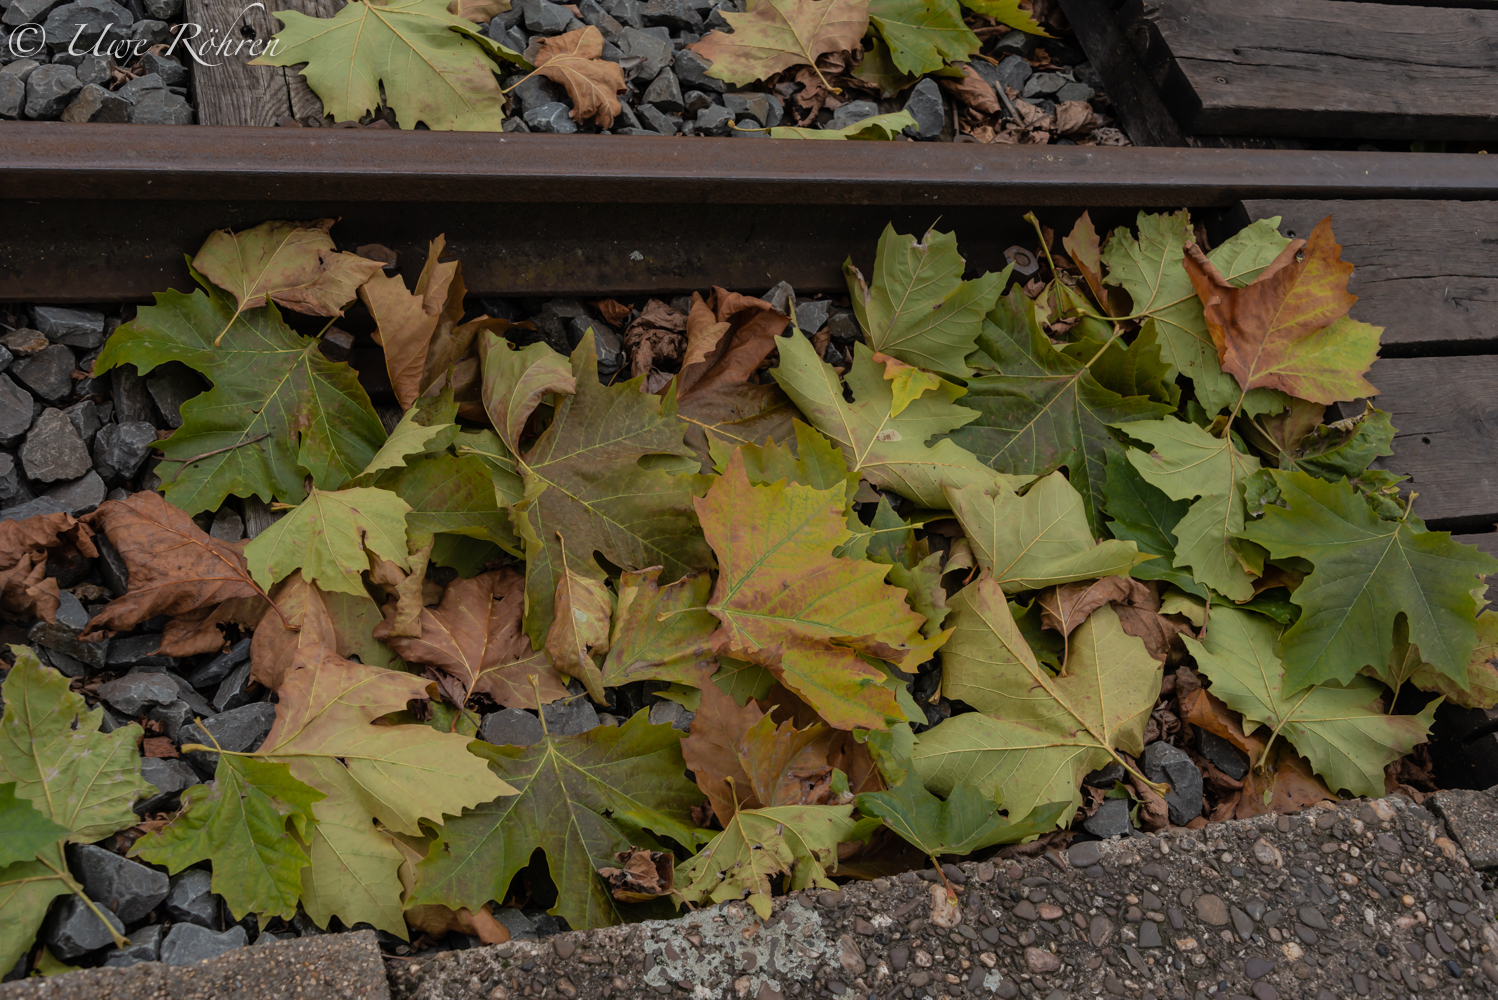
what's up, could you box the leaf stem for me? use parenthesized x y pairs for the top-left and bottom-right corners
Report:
(1023, 212), (1057, 278)
(156, 433), (271, 468)
(37, 848), (128, 950)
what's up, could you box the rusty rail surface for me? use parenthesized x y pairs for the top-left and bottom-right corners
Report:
(4, 123), (1496, 300)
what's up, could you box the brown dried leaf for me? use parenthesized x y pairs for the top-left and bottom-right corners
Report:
(82, 492), (264, 641)
(0, 511), (95, 623)
(141, 737), (179, 759)
(532, 27), (626, 128)
(623, 299), (689, 378)
(447, 0), (508, 21)
(544, 552), (612, 702)
(596, 848), (675, 902)
(593, 299), (633, 328)
(405, 902), (512, 943)
(677, 288), (790, 399)
(1181, 686), (1334, 818)
(359, 236), (465, 410)
(1038, 576), (1148, 639)
(939, 64), (999, 116)
(736, 713), (834, 808)
(374, 569), (569, 709)
(681, 671), (767, 825)
(1053, 99), (1094, 136)
(160, 596), (268, 657)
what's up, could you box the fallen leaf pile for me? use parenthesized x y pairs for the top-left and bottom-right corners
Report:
(1, 209), (1490, 961)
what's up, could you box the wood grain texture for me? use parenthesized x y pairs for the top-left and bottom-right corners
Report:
(1055, 0), (1188, 146)
(187, 0), (343, 127)
(1139, 0), (1498, 139)
(1368, 355), (1498, 524)
(1241, 199), (1498, 348)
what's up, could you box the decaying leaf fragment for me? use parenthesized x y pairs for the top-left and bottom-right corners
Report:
(0, 511), (96, 624)
(597, 848), (675, 902)
(527, 26), (626, 127)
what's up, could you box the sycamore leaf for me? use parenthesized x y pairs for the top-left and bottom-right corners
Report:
(851, 36), (917, 96)
(1100, 450), (1206, 597)
(1239, 470), (1498, 693)
(1276, 405), (1395, 483)
(917, 584), (1160, 822)
(0, 782), (69, 868)
(856, 775), (1067, 858)
(687, 0), (868, 88)
(131, 755), (323, 921)
(257, 645), (513, 934)
(413, 710), (706, 930)
(360, 392), (460, 479)
(680, 674), (766, 825)
(866, 0), (979, 77)
(0, 861), (71, 979)
(94, 276), (386, 514)
(376, 453), (517, 552)
(766, 109), (917, 139)
(252, 0), (515, 130)
(952, 288), (1174, 535)
(244, 487), (411, 598)
(530, 26), (626, 127)
(1184, 218), (1380, 405)
(1103, 212), (1287, 416)
(192, 219), (383, 322)
(358, 236), (465, 411)
(1119, 415), (1263, 602)
(545, 547), (614, 701)
(774, 335), (1015, 508)
(724, 418), (859, 502)
(959, 0), (1049, 34)
(602, 568), (718, 688)
(513, 332), (712, 645)
(1373, 611), (1498, 710)
(674, 804), (858, 919)
(82, 492), (267, 640)
(1185, 606), (1435, 798)
(480, 335), (576, 455)
(845, 225), (1003, 378)
(252, 572), (397, 690)
(697, 451), (934, 729)
(1181, 686), (1334, 819)
(376, 569), (568, 709)
(869, 352), (943, 417)
(948, 473), (1150, 594)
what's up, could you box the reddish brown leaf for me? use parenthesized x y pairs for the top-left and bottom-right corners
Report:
(251, 572), (388, 690)
(681, 671), (765, 826)
(594, 298), (633, 328)
(1181, 686), (1334, 818)
(160, 596), (268, 657)
(531, 27), (626, 128)
(82, 492), (265, 641)
(141, 737), (179, 759)
(736, 713), (835, 808)
(1038, 576), (1147, 639)
(938, 64), (1000, 116)
(596, 848), (675, 902)
(677, 288), (790, 399)
(404, 903), (511, 943)
(0, 511), (95, 623)
(374, 569), (569, 709)
(623, 299), (689, 378)
(358, 236), (466, 410)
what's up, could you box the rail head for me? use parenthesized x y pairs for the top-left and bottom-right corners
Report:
(3, 123), (1497, 205)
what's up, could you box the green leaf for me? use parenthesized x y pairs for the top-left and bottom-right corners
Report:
(711, 657), (777, 705)
(959, 0), (1050, 34)
(0, 860), (71, 978)
(358, 391), (459, 478)
(0, 782), (69, 868)
(1100, 450), (1207, 597)
(725, 418), (859, 503)
(1066, 322), (1179, 407)
(851, 36), (917, 96)
(244, 487), (412, 598)
(915, 584), (1159, 822)
(131, 755), (323, 921)
(947, 472), (1152, 594)
(251, 0), (520, 131)
(602, 568), (718, 688)
(844, 224), (1003, 378)
(674, 804), (858, 919)
(767, 110), (918, 139)
(1239, 470), (1498, 692)
(480, 336), (576, 455)
(93, 278), (386, 514)
(772, 336), (1018, 508)
(1185, 606), (1437, 798)
(951, 287), (1174, 535)
(1118, 415), (1263, 602)
(376, 453), (518, 551)
(0, 648), (152, 843)
(413, 710), (706, 931)
(866, 0), (979, 76)
(512, 333), (712, 644)
(1102, 211), (1284, 417)
(1285, 407), (1396, 482)
(856, 775), (1065, 858)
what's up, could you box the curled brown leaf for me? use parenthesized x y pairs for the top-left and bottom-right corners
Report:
(0, 511), (95, 623)
(530, 27), (626, 128)
(597, 848), (675, 902)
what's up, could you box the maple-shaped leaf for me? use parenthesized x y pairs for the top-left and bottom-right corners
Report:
(845, 224), (1003, 379)
(253, 572), (397, 690)
(1118, 415), (1263, 602)
(413, 710), (706, 930)
(601, 568), (718, 689)
(856, 775), (1067, 860)
(680, 672), (765, 825)
(545, 547), (614, 701)
(253, 0), (520, 130)
(773, 334), (1013, 508)
(480, 335), (576, 455)
(255, 645), (514, 935)
(529, 26), (626, 127)
(767, 109), (918, 139)
(1186, 606), (1435, 798)
(1239, 470), (1498, 693)
(244, 487), (411, 598)
(81, 492), (268, 641)
(0, 860), (72, 978)
(192, 219), (383, 330)
(1103, 212), (1288, 416)
(1367, 611), (1498, 710)
(687, 0), (868, 88)
(359, 392), (460, 479)
(132, 755), (323, 922)
(512, 332), (712, 644)
(674, 803), (859, 919)
(1099, 450), (1205, 597)
(871, 352), (943, 417)
(375, 453), (516, 552)
(917, 581), (1160, 822)
(722, 418), (859, 502)
(1184, 218), (1381, 405)
(866, 0), (977, 84)
(1263, 404), (1395, 484)
(959, 0), (1049, 34)
(946, 472), (1151, 594)
(376, 569), (567, 709)
(0, 782), (69, 869)
(94, 275), (386, 514)
(676, 287), (790, 402)
(951, 287), (1174, 535)
(697, 451), (935, 729)
(838, 497), (950, 638)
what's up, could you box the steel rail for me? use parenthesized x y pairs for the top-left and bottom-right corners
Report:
(4, 124), (1497, 301)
